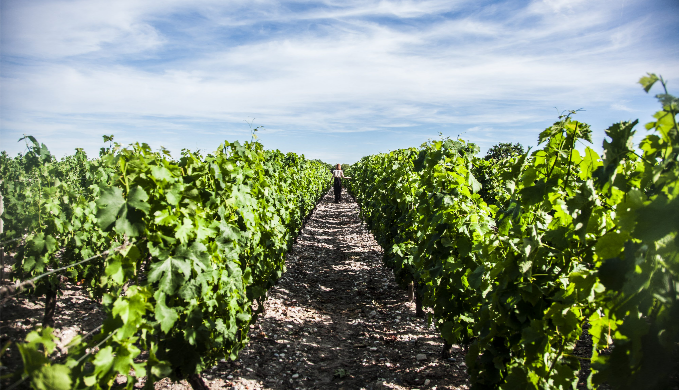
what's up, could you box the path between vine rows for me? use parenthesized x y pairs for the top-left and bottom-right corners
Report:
(164, 188), (470, 390)
(0, 188), (471, 390)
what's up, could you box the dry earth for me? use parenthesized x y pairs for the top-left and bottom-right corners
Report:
(1, 188), (470, 390)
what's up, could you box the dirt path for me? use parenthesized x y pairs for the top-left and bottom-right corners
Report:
(164, 188), (471, 390)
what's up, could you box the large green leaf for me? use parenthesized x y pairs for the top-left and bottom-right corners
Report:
(148, 254), (191, 295)
(96, 187), (125, 230)
(154, 291), (179, 333)
(96, 185), (149, 236)
(32, 364), (72, 390)
(112, 286), (150, 339)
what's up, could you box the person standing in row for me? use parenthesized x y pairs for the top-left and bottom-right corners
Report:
(332, 164), (351, 203)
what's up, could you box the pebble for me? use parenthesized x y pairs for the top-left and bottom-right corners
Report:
(425, 379), (431, 385)
(368, 310), (377, 318)
(292, 373), (299, 379)
(416, 354), (427, 361)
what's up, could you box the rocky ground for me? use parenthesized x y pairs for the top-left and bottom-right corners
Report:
(0, 257), (109, 387)
(1, 188), (470, 390)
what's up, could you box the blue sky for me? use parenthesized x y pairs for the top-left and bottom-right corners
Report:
(1, 0), (678, 163)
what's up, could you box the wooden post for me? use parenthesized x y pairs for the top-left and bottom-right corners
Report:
(415, 281), (425, 318)
(186, 373), (210, 390)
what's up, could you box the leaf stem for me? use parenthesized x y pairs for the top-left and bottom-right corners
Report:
(564, 122), (577, 190)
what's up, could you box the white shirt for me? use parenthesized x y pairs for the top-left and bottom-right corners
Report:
(332, 169), (346, 179)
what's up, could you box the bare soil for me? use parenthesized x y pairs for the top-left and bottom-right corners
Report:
(0, 260), (108, 387)
(1, 188), (471, 389)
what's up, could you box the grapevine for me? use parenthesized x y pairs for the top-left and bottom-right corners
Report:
(346, 74), (678, 389)
(2, 138), (330, 389)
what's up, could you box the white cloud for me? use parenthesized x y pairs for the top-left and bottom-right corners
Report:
(1, 0), (169, 58)
(611, 103), (636, 112)
(1, 0), (677, 161)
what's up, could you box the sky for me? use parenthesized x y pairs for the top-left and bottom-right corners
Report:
(1, 0), (678, 163)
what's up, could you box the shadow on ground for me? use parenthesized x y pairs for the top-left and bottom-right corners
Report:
(198, 188), (470, 390)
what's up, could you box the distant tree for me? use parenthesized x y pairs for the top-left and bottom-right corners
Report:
(484, 142), (524, 161)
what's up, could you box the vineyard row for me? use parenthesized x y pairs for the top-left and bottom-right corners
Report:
(345, 74), (678, 390)
(1, 138), (331, 389)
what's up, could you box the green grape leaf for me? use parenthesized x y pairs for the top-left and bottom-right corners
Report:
(195, 219), (217, 242)
(148, 255), (191, 295)
(150, 165), (174, 182)
(597, 121), (638, 186)
(32, 364), (72, 390)
(468, 172), (482, 194)
(96, 186), (149, 236)
(25, 327), (58, 354)
(127, 186), (150, 214)
(634, 195), (679, 243)
(27, 233), (46, 255)
(151, 362), (172, 378)
(154, 292), (179, 333)
(96, 187), (125, 230)
(639, 73), (659, 92)
(45, 235), (57, 253)
(105, 257), (125, 285)
(111, 286), (150, 339)
(83, 376), (97, 387)
(598, 256), (633, 292)
(166, 183), (184, 205)
(17, 343), (49, 374)
(519, 180), (546, 206)
(595, 231), (628, 259)
(579, 147), (601, 180)
(92, 346), (115, 377)
(175, 218), (194, 244)
(468, 265), (485, 289)
(154, 209), (177, 226)
(655, 93), (679, 109)
(114, 206), (146, 237)
(440, 321), (456, 344)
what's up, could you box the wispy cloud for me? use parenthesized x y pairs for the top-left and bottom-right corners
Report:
(1, 0), (677, 161)
(611, 103), (636, 112)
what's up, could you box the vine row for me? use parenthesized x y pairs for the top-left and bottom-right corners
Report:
(346, 74), (678, 390)
(1, 138), (330, 389)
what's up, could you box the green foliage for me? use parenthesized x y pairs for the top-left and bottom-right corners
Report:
(587, 73), (679, 390)
(347, 75), (678, 389)
(1, 138), (116, 302)
(484, 142), (525, 162)
(17, 328), (73, 390)
(6, 139), (330, 388)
